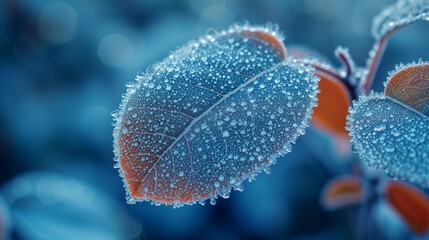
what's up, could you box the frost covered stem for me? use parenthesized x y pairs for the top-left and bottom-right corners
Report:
(335, 47), (354, 80)
(363, 27), (402, 94)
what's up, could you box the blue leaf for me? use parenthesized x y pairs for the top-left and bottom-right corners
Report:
(372, 0), (429, 40)
(112, 24), (319, 207)
(347, 92), (429, 188)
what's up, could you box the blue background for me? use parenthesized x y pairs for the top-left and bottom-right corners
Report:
(0, 0), (428, 239)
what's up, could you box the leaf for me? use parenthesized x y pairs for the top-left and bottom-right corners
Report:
(347, 92), (429, 189)
(363, 0), (429, 93)
(385, 61), (429, 116)
(112, 24), (319, 207)
(312, 74), (351, 136)
(320, 175), (364, 210)
(385, 180), (429, 235)
(290, 47), (352, 137)
(372, 0), (429, 41)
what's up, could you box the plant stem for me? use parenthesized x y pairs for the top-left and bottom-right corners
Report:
(362, 25), (411, 94)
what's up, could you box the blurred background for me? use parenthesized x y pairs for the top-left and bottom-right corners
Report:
(1, 0), (429, 239)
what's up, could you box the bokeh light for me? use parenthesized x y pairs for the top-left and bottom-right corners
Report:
(38, 2), (78, 44)
(98, 33), (135, 68)
(2, 172), (137, 240)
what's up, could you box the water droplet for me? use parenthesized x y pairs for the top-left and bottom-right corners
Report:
(374, 124), (386, 132)
(385, 144), (395, 153)
(121, 127), (128, 134)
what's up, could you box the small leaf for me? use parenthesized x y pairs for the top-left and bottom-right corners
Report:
(312, 74), (351, 136)
(385, 180), (429, 235)
(113, 24), (319, 207)
(289, 47), (352, 137)
(385, 61), (429, 116)
(372, 0), (429, 41)
(320, 175), (364, 210)
(347, 92), (429, 188)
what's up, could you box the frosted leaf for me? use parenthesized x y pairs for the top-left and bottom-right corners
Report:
(372, 0), (429, 40)
(384, 60), (429, 116)
(112, 24), (319, 207)
(292, 48), (354, 137)
(311, 68), (351, 136)
(347, 92), (429, 188)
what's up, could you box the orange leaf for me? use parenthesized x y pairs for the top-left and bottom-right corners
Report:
(384, 62), (429, 116)
(312, 74), (351, 136)
(321, 175), (363, 210)
(386, 181), (429, 235)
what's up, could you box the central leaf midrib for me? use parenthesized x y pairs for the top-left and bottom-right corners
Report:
(140, 61), (285, 183)
(385, 95), (429, 119)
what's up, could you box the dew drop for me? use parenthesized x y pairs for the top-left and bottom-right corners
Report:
(374, 124), (386, 132)
(121, 127), (128, 134)
(385, 144), (395, 153)
(364, 111), (373, 117)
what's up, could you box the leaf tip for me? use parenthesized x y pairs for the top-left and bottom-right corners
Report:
(386, 180), (429, 235)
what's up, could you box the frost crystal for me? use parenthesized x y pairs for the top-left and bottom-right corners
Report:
(112, 24), (319, 207)
(347, 92), (429, 189)
(372, 0), (429, 40)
